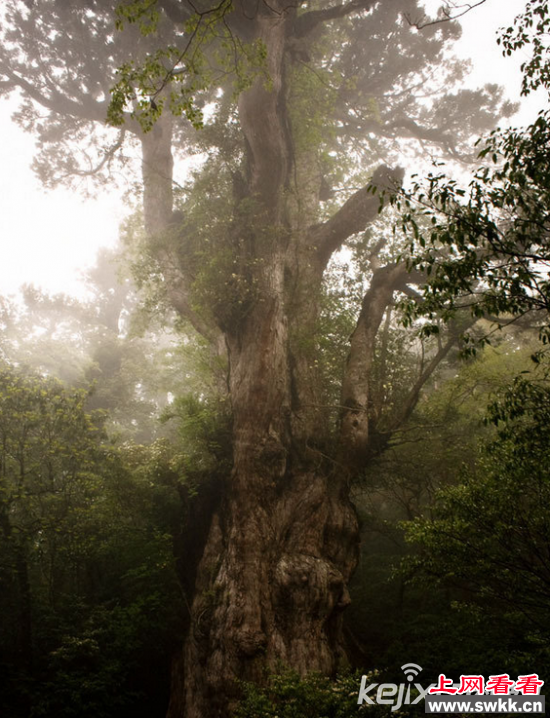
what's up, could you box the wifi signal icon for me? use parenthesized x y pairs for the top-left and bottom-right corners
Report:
(401, 663), (422, 682)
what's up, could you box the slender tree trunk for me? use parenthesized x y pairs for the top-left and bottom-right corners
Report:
(141, 113), (174, 236)
(14, 544), (33, 669)
(0, 508), (33, 669)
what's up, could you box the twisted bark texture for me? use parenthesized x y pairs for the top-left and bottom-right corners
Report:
(149, 3), (405, 717)
(132, 4), (420, 717)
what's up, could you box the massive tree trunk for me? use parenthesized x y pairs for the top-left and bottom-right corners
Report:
(131, 5), (430, 717)
(160, 4), (400, 717)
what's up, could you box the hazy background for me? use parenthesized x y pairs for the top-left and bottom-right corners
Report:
(0, 0), (545, 299)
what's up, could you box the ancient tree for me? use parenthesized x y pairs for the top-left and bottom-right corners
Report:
(0, 0), (513, 715)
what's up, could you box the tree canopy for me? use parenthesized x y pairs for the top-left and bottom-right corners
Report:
(394, 0), (550, 352)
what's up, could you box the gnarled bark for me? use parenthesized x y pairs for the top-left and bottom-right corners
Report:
(164, 4), (367, 716)
(133, 5), (452, 717)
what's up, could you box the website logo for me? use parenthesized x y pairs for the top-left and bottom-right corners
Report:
(357, 664), (430, 711)
(426, 673), (545, 714)
(357, 668), (545, 713)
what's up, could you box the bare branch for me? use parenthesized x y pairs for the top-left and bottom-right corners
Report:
(158, 0), (196, 23)
(55, 132), (126, 180)
(404, 0), (487, 30)
(389, 329), (460, 431)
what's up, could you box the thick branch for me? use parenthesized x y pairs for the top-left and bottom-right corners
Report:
(338, 262), (409, 463)
(312, 165), (403, 268)
(165, 279), (223, 346)
(388, 118), (455, 147)
(370, 306), (392, 426)
(336, 115), (466, 160)
(237, 9), (291, 212)
(294, 0), (376, 38)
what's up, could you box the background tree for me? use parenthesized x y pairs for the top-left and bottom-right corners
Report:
(0, 243), (208, 442)
(405, 362), (550, 678)
(0, 366), (186, 718)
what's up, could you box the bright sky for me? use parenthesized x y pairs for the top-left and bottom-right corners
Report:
(451, 0), (547, 121)
(0, 0), (546, 300)
(0, 118), (124, 298)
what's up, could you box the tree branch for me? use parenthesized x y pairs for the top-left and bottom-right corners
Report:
(311, 165), (404, 268)
(0, 63), (108, 123)
(338, 262), (410, 464)
(165, 280), (222, 345)
(0, 60), (142, 135)
(158, 0), (196, 22)
(389, 329), (459, 432)
(404, 0), (487, 30)
(55, 132), (126, 180)
(293, 0), (376, 38)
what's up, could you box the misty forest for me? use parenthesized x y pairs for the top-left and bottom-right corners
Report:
(1, 0), (550, 715)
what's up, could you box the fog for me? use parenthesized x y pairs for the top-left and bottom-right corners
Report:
(1, 2), (549, 717)
(0, 0), (542, 300)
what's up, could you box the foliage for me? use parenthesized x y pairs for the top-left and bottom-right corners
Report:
(0, 0), (139, 192)
(395, 111), (550, 346)
(404, 361), (550, 674)
(161, 393), (232, 480)
(0, 366), (185, 718)
(0, 367), (105, 549)
(393, 0), (550, 351)
(234, 668), (368, 718)
(498, 0), (550, 97)
(0, 245), (212, 443)
(110, 0), (268, 132)
(347, 339), (544, 673)
(345, 0), (550, 680)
